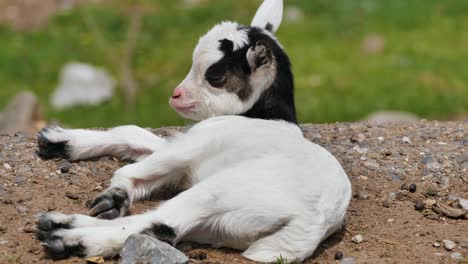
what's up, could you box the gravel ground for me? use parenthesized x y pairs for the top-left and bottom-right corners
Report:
(0, 121), (467, 264)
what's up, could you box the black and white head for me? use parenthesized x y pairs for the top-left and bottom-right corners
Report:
(169, 0), (297, 123)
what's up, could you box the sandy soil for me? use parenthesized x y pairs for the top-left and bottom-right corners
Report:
(0, 121), (467, 264)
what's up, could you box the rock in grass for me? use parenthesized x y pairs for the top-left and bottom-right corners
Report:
(120, 234), (188, 264)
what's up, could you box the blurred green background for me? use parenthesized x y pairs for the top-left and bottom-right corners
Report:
(0, 0), (467, 128)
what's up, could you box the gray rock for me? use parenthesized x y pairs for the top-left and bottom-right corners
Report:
(120, 234), (188, 264)
(443, 240), (456, 251)
(363, 160), (380, 170)
(422, 156), (441, 170)
(340, 257), (356, 264)
(459, 199), (468, 210)
(51, 63), (115, 110)
(352, 234), (363, 244)
(14, 176), (27, 184)
(450, 252), (463, 260)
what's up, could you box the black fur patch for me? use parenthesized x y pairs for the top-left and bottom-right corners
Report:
(204, 26), (297, 123)
(243, 27), (297, 123)
(37, 130), (70, 160)
(141, 223), (177, 245)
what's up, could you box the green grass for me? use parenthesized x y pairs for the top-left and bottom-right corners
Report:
(0, 0), (467, 128)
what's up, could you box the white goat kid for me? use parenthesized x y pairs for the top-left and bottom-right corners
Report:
(36, 1), (352, 263)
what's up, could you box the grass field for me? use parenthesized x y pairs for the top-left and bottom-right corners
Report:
(0, 0), (467, 128)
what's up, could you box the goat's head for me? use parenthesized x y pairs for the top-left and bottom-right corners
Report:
(170, 0), (297, 123)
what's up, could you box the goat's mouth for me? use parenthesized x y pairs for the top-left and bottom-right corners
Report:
(169, 99), (197, 113)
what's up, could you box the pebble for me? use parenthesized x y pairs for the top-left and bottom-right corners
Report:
(450, 252), (463, 260)
(66, 192), (79, 200)
(459, 199), (468, 210)
(23, 225), (35, 233)
(15, 205), (28, 214)
(120, 234), (188, 264)
(334, 251), (344, 260)
(414, 201), (425, 211)
(443, 240), (456, 251)
(459, 242), (468, 248)
(400, 183), (408, 191)
(352, 235), (363, 244)
(382, 200), (392, 208)
(408, 184), (417, 193)
(433, 242), (441, 247)
(14, 176), (27, 184)
(363, 160), (380, 170)
(425, 199), (436, 207)
(3, 163), (11, 170)
(350, 133), (366, 143)
(340, 257), (356, 264)
(402, 136), (411, 143)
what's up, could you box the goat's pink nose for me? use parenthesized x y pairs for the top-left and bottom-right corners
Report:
(171, 87), (184, 99)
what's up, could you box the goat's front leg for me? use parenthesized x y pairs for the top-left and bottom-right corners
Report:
(87, 137), (197, 219)
(38, 125), (167, 162)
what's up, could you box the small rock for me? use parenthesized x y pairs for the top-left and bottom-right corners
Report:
(86, 256), (105, 263)
(357, 175), (368, 180)
(382, 200), (392, 208)
(450, 252), (463, 260)
(443, 240), (456, 251)
(363, 160), (380, 170)
(14, 176), (27, 184)
(408, 184), (417, 193)
(23, 225), (35, 233)
(402, 136), (411, 143)
(94, 185), (103, 191)
(351, 235), (363, 244)
(334, 251), (344, 260)
(350, 133), (366, 143)
(120, 234), (188, 264)
(66, 192), (79, 200)
(3, 163), (12, 170)
(400, 183), (408, 191)
(340, 257), (356, 264)
(378, 137), (384, 141)
(0, 240), (7, 245)
(355, 191), (370, 200)
(459, 199), (468, 210)
(459, 242), (468, 248)
(414, 201), (425, 211)
(425, 199), (436, 207)
(433, 242), (441, 247)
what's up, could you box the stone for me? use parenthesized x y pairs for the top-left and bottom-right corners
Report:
(14, 176), (27, 184)
(51, 63), (115, 110)
(334, 251), (344, 260)
(402, 137), (411, 143)
(433, 242), (440, 247)
(459, 199), (468, 210)
(363, 160), (380, 170)
(3, 163), (11, 170)
(0, 91), (43, 135)
(414, 201), (425, 211)
(285, 6), (304, 22)
(352, 235), (363, 244)
(120, 234), (188, 264)
(443, 240), (456, 251)
(340, 257), (356, 264)
(450, 252), (463, 260)
(350, 133), (366, 143)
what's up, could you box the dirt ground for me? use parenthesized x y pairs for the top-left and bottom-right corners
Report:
(0, 121), (467, 264)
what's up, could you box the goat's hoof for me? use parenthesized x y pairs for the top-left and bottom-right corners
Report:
(37, 126), (70, 159)
(87, 187), (130, 219)
(36, 213), (85, 259)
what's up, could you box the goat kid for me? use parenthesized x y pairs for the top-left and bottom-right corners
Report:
(35, 1), (352, 262)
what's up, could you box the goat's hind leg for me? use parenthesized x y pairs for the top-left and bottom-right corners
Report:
(38, 125), (166, 161)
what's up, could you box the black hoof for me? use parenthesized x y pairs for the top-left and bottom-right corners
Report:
(37, 127), (69, 160)
(87, 187), (130, 219)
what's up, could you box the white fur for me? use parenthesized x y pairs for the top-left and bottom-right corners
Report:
(251, 0), (283, 33)
(40, 125), (166, 161)
(43, 116), (351, 262)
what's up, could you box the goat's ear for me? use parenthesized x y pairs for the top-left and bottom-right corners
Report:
(247, 40), (273, 72)
(251, 0), (283, 33)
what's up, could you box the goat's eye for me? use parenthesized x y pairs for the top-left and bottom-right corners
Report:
(206, 75), (226, 87)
